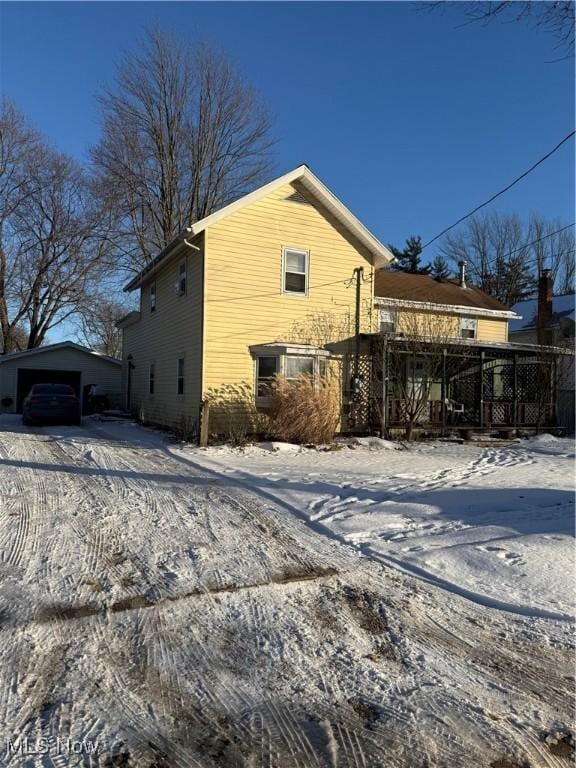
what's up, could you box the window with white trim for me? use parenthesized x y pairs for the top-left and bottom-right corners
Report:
(460, 317), (477, 339)
(256, 356), (279, 398)
(283, 248), (308, 294)
(150, 282), (156, 313)
(176, 356), (185, 394)
(178, 261), (187, 295)
(148, 363), (155, 395)
(380, 308), (396, 333)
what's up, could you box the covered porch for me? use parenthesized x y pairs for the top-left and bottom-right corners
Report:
(365, 336), (569, 436)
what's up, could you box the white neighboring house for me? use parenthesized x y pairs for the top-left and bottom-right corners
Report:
(510, 280), (575, 433)
(0, 341), (122, 414)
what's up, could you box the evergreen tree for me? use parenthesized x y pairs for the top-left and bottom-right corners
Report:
(430, 255), (451, 280)
(389, 236), (431, 274)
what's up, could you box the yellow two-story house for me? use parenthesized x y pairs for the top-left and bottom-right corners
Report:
(119, 164), (564, 436)
(118, 165), (393, 431)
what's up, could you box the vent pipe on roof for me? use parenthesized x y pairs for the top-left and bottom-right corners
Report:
(458, 261), (467, 289)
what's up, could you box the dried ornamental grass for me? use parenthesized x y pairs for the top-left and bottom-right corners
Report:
(269, 373), (340, 445)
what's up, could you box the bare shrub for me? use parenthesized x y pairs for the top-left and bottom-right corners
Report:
(205, 383), (268, 446)
(173, 415), (198, 443)
(268, 373), (340, 445)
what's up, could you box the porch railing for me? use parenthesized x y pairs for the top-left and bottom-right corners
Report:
(388, 399), (554, 428)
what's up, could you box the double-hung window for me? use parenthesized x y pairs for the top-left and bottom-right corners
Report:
(380, 308), (396, 333)
(283, 248), (308, 295)
(256, 356), (279, 398)
(148, 363), (155, 395)
(177, 357), (185, 395)
(460, 317), (477, 339)
(178, 261), (187, 295)
(150, 282), (157, 313)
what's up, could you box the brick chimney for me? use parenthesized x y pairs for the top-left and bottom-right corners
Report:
(537, 269), (553, 345)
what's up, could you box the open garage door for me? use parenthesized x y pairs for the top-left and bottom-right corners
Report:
(16, 369), (82, 413)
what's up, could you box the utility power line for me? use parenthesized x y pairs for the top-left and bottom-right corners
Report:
(473, 222), (575, 270)
(422, 129), (576, 249)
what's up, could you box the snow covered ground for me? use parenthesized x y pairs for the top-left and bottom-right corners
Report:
(188, 434), (575, 623)
(0, 414), (573, 767)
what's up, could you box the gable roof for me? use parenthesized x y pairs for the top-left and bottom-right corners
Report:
(509, 293), (576, 333)
(0, 341), (122, 366)
(124, 164), (394, 292)
(374, 271), (517, 317)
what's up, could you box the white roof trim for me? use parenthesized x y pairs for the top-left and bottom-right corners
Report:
(125, 165), (393, 291)
(249, 342), (331, 357)
(374, 296), (519, 320)
(0, 341), (122, 366)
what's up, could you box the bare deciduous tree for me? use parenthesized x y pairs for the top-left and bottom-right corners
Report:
(438, 212), (575, 305)
(425, 1), (575, 58)
(0, 102), (42, 353)
(77, 294), (127, 358)
(0, 101), (110, 352)
(380, 313), (457, 440)
(527, 214), (575, 295)
(92, 28), (275, 273)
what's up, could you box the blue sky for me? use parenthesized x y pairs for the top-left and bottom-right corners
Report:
(0, 1), (574, 343)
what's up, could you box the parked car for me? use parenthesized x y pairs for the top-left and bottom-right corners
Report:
(22, 384), (82, 426)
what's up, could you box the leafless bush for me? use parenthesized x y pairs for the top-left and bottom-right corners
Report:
(205, 383), (268, 446)
(172, 414), (198, 443)
(268, 373), (340, 445)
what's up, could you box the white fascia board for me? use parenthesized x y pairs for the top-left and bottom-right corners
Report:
(125, 165), (393, 292)
(374, 296), (520, 320)
(0, 341), (122, 365)
(188, 166), (393, 267)
(249, 342), (331, 357)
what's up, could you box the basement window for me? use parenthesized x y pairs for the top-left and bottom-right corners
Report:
(460, 317), (477, 339)
(283, 248), (309, 295)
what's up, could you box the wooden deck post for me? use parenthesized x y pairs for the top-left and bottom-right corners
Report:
(199, 400), (210, 447)
(512, 353), (518, 427)
(479, 350), (485, 430)
(441, 348), (447, 436)
(381, 339), (388, 437)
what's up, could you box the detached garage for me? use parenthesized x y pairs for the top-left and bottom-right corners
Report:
(0, 342), (122, 414)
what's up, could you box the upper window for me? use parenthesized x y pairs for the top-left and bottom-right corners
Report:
(285, 356), (314, 380)
(380, 308), (396, 333)
(177, 357), (185, 395)
(283, 248), (308, 295)
(150, 282), (157, 313)
(178, 261), (187, 295)
(149, 363), (155, 395)
(256, 356), (279, 398)
(460, 317), (477, 339)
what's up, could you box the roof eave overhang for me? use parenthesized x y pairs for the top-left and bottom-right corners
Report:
(374, 295), (519, 320)
(123, 165), (393, 292)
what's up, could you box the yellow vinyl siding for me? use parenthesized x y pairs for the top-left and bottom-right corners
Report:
(202, 182), (374, 399)
(122, 237), (204, 428)
(395, 310), (459, 338)
(388, 309), (509, 342)
(477, 317), (508, 342)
